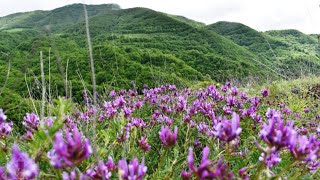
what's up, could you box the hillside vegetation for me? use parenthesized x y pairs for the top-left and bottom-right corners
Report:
(0, 3), (320, 121)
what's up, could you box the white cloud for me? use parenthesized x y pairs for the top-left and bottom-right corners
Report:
(0, 0), (319, 33)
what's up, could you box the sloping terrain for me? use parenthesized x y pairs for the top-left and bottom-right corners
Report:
(207, 21), (320, 78)
(1, 3), (319, 104)
(0, 4), (272, 101)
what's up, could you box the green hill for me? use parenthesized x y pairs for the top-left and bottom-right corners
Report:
(0, 4), (274, 100)
(1, 3), (320, 105)
(207, 21), (320, 78)
(0, 4), (120, 31)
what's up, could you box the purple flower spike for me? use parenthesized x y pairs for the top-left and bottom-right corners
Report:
(181, 170), (192, 180)
(304, 107), (310, 113)
(221, 85), (228, 92)
(139, 136), (151, 152)
(260, 110), (294, 148)
(48, 128), (92, 168)
(0, 109), (15, 139)
(177, 96), (187, 112)
(62, 170), (76, 180)
(6, 144), (39, 180)
(118, 157), (147, 180)
(86, 160), (114, 179)
(109, 90), (117, 98)
(114, 96), (126, 108)
(261, 88), (270, 97)
(23, 113), (40, 132)
(186, 147), (234, 179)
(0, 122), (12, 139)
(213, 112), (242, 142)
(238, 167), (249, 180)
(159, 126), (178, 147)
(259, 151), (281, 168)
(0, 109), (7, 123)
(231, 86), (238, 96)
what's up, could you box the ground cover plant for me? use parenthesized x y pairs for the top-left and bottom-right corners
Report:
(0, 81), (319, 179)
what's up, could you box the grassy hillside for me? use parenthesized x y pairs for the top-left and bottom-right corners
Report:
(207, 21), (320, 78)
(0, 4), (276, 102)
(1, 3), (320, 121)
(0, 4), (120, 31)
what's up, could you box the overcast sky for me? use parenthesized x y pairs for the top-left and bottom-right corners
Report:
(1, 0), (320, 34)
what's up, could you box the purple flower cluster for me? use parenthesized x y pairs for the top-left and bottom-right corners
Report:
(259, 108), (320, 169)
(139, 136), (151, 152)
(0, 109), (7, 123)
(0, 144), (38, 179)
(260, 109), (294, 149)
(3, 81), (319, 179)
(0, 109), (12, 139)
(23, 113), (40, 132)
(261, 88), (270, 97)
(48, 128), (92, 168)
(118, 157), (147, 180)
(85, 157), (116, 179)
(159, 126), (178, 147)
(182, 147), (233, 179)
(213, 112), (242, 142)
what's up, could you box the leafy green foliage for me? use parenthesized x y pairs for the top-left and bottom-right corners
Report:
(1, 3), (320, 124)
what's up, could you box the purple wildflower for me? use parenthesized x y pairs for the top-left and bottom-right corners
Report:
(260, 110), (295, 148)
(114, 96), (126, 108)
(240, 92), (248, 100)
(23, 113), (39, 132)
(86, 159), (115, 179)
(134, 101), (144, 109)
(181, 170), (192, 180)
(6, 144), (39, 179)
(213, 112), (242, 142)
(231, 86), (238, 96)
(131, 118), (146, 128)
(103, 102), (117, 119)
(185, 147), (234, 179)
(0, 109), (12, 139)
(139, 136), (151, 152)
(221, 85), (228, 92)
(109, 90), (117, 98)
(48, 128), (92, 168)
(45, 117), (53, 127)
(194, 139), (201, 148)
(159, 126), (178, 147)
(122, 107), (132, 118)
(177, 96), (187, 112)
(118, 157), (147, 180)
(304, 107), (310, 113)
(288, 134), (319, 162)
(62, 171), (76, 180)
(223, 106), (232, 115)
(261, 88), (270, 97)
(0, 121), (13, 139)
(259, 151), (281, 168)
(0, 109), (7, 123)
(238, 167), (249, 180)
(117, 123), (132, 143)
(226, 96), (236, 106)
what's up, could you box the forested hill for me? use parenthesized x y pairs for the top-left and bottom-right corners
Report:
(206, 21), (320, 78)
(1, 3), (320, 106)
